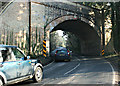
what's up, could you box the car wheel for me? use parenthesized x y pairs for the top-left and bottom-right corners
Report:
(33, 67), (43, 82)
(0, 78), (3, 86)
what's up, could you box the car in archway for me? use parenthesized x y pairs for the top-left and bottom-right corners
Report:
(0, 45), (43, 85)
(51, 47), (71, 62)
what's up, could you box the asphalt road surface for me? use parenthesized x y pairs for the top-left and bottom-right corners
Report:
(10, 56), (116, 86)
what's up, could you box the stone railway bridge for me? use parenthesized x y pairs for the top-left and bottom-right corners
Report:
(0, 1), (110, 56)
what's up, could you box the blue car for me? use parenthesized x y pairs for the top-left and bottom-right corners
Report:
(51, 47), (71, 62)
(0, 45), (43, 85)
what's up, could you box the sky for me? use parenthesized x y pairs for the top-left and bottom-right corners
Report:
(56, 30), (68, 40)
(56, 30), (63, 36)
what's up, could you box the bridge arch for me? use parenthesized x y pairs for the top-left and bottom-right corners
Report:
(46, 15), (101, 56)
(46, 15), (100, 36)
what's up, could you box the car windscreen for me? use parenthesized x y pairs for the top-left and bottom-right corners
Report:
(57, 50), (67, 54)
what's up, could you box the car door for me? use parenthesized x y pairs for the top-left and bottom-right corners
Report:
(0, 47), (18, 80)
(12, 48), (33, 77)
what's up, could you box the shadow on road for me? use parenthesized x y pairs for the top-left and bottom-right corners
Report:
(8, 79), (35, 86)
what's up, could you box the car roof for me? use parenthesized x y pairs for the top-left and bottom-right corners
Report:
(56, 47), (66, 49)
(0, 45), (17, 48)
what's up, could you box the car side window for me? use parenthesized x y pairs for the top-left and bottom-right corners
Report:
(12, 48), (25, 61)
(0, 51), (3, 62)
(1, 48), (16, 62)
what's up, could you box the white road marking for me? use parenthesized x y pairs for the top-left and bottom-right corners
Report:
(64, 63), (80, 75)
(44, 62), (66, 72)
(107, 61), (116, 85)
(44, 61), (54, 68)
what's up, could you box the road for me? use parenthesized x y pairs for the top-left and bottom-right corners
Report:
(11, 56), (116, 86)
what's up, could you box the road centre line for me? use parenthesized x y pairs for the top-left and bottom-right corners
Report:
(44, 61), (54, 68)
(44, 62), (66, 72)
(64, 63), (80, 75)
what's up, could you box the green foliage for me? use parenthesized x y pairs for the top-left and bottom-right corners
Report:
(65, 32), (81, 54)
(82, 2), (120, 53)
(112, 2), (120, 53)
(79, 2), (109, 10)
(50, 31), (66, 51)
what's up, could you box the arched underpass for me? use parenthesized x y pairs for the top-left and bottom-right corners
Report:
(50, 20), (101, 56)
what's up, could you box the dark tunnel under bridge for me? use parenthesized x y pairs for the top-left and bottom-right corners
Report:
(49, 19), (101, 56)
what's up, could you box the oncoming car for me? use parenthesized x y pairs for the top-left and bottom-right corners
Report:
(0, 45), (43, 85)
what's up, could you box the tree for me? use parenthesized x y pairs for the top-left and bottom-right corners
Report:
(65, 32), (81, 55)
(50, 31), (66, 51)
(112, 2), (120, 54)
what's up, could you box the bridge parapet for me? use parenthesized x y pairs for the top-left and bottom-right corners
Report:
(39, 2), (101, 28)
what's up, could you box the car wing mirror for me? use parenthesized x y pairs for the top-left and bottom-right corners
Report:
(27, 56), (30, 60)
(20, 57), (25, 60)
